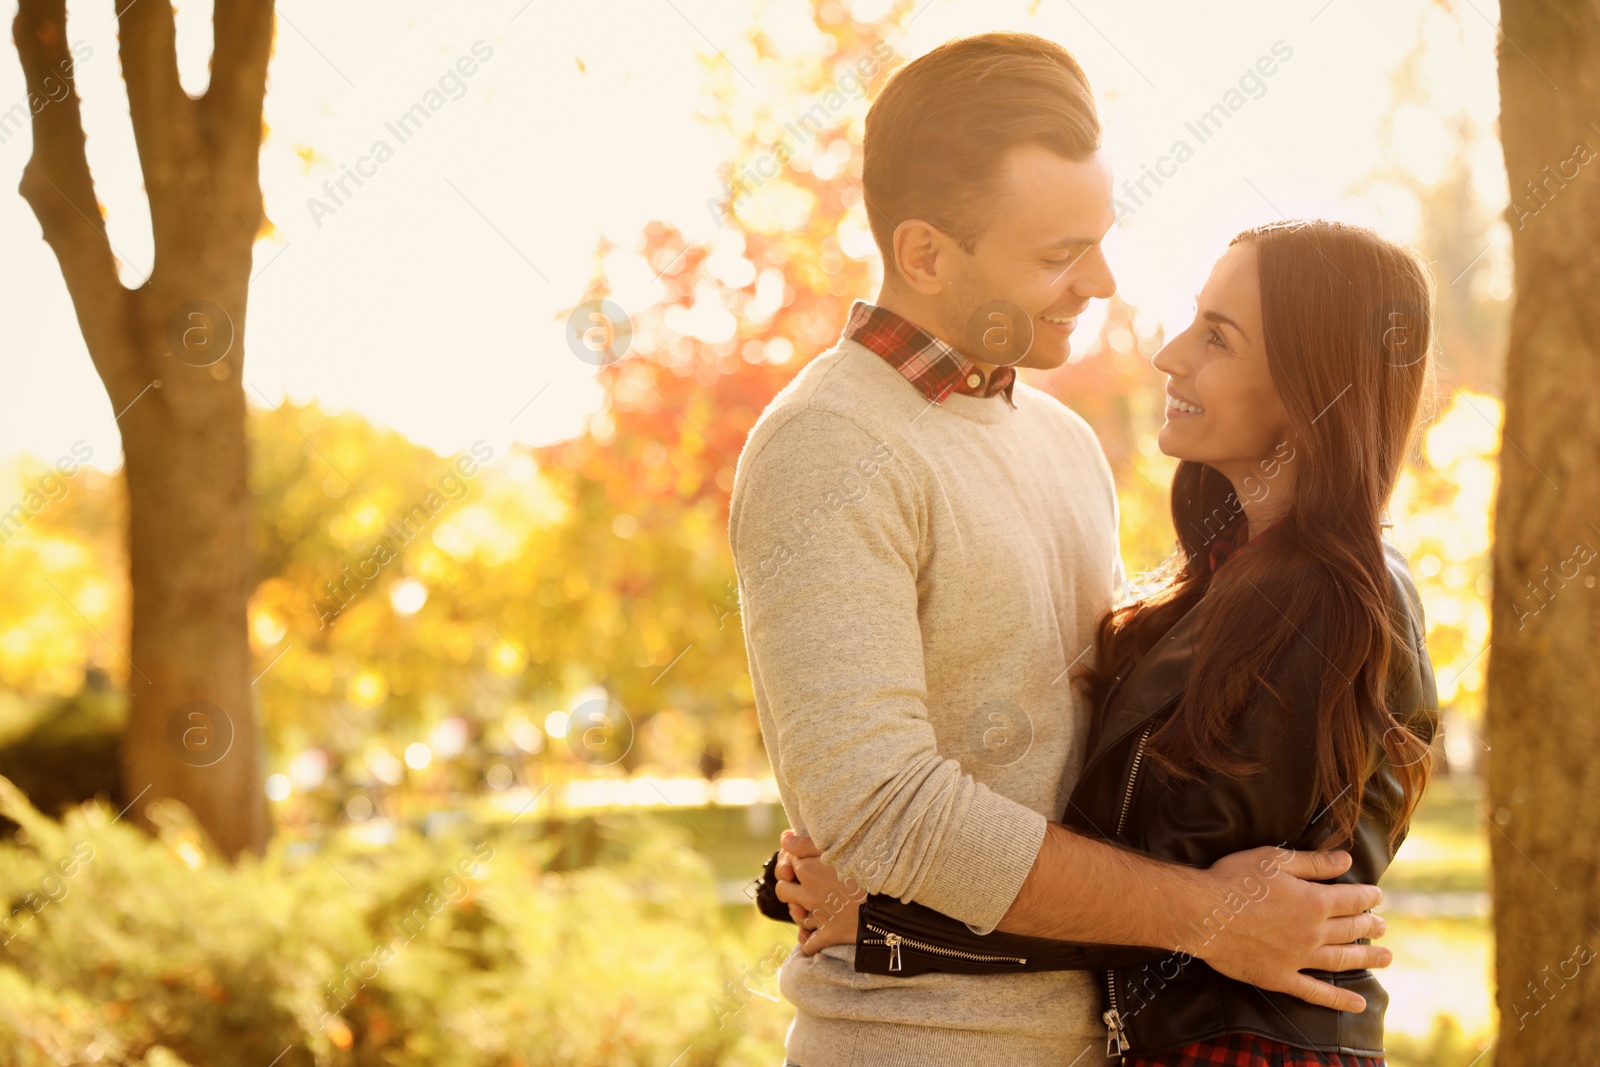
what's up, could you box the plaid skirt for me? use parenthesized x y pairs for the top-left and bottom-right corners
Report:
(1126, 1032), (1384, 1067)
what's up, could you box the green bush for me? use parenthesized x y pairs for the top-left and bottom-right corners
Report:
(0, 778), (793, 1066)
(0, 684), (123, 829)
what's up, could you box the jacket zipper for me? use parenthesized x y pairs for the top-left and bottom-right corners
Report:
(861, 922), (1027, 971)
(1103, 721), (1155, 1060)
(1113, 723), (1154, 838)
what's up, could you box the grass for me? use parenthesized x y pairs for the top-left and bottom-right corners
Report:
(1379, 780), (1496, 1062)
(1385, 780), (1493, 895)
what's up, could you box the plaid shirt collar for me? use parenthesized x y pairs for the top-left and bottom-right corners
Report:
(1207, 514), (1283, 573)
(843, 300), (1018, 409)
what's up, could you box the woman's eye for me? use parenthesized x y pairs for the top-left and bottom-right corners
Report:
(1207, 328), (1226, 348)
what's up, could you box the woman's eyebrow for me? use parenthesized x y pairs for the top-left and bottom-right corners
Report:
(1201, 307), (1249, 342)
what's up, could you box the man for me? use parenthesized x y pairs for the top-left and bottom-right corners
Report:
(727, 31), (1388, 1066)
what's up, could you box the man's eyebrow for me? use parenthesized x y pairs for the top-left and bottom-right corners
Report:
(1040, 234), (1098, 250)
(1201, 307), (1249, 341)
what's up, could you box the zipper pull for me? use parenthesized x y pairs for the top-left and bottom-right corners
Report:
(885, 933), (903, 972)
(1102, 1008), (1129, 1056)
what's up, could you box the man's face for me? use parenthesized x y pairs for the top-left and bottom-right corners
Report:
(937, 144), (1117, 371)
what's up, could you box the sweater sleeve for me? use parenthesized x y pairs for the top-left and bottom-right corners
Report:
(729, 408), (1047, 932)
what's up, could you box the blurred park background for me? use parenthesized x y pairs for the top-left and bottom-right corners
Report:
(0, 0), (1555, 1063)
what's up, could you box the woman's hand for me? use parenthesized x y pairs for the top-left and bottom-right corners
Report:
(774, 830), (863, 955)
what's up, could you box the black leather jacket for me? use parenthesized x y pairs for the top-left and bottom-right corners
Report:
(754, 543), (1437, 1060)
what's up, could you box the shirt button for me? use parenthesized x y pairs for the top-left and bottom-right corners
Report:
(965, 373), (982, 388)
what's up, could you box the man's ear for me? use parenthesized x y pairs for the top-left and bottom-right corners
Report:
(892, 219), (948, 295)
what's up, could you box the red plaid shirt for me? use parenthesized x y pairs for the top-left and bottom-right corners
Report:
(1127, 1032), (1384, 1067)
(843, 300), (1018, 409)
(1207, 513), (1283, 573)
(1207, 510), (1253, 573)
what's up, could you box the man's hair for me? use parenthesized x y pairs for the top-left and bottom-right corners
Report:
(862, 32), (1100, 275)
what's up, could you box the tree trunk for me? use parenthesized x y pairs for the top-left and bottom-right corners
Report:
(13, 0), (276, 858)
(1487, 0), (1600, 1058)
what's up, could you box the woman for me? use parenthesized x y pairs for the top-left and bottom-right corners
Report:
(753, 219), (1439, 1066)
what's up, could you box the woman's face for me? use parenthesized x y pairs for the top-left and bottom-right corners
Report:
(1151, 241), (1293, 490)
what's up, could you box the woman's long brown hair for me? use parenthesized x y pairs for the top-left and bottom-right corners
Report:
(1078, 220), (1435, 850)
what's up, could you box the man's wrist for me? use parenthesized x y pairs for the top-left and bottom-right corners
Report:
(1154, 863), (1223, 958)
(1073, 833), (1220, 953)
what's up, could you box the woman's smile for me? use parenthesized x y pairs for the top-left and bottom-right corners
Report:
(1165, 386), (1205, 418)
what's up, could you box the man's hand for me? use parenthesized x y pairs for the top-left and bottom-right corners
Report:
(1188, 846), (1389, 1012)
(774, 831), (861, 955)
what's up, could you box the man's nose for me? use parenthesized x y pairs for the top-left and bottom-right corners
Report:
(1068, 247), (1116, 301)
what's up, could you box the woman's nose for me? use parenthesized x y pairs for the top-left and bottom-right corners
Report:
(1151, 336), (1184, 376)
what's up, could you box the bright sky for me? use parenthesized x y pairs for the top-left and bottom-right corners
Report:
(0, 0), (1508, 473)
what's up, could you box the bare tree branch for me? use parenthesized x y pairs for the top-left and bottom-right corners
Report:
(119, 0), (199, 230)
(204, 0), (275, 193)
(12, 0), (137, 398)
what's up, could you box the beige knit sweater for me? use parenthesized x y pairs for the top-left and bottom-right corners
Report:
(729, 336), (1125, 1066)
